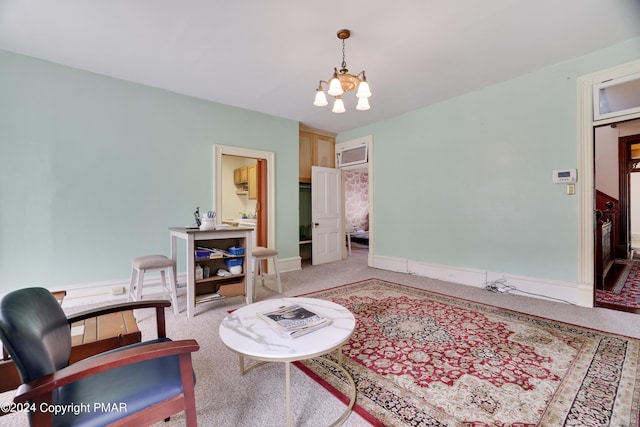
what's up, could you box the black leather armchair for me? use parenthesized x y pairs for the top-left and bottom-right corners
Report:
(0, 287), (199, 426)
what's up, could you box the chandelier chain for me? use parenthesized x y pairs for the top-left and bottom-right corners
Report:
(341, 39), (347, 71)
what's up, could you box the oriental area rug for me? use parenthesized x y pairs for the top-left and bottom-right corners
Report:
(295, 279), (640, 426)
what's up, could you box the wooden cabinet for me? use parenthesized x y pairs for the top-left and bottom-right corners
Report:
(299, 126), (336, 183)
(247, 163), (257, 199)
(234, 166), (249, 185)
(299, 134), (313, 182)
(233, 163), (257, 198)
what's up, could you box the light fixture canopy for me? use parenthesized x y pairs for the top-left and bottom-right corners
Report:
(313, 29), (371, 113)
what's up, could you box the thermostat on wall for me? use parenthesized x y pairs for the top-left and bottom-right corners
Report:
(552, 169), (577, 183)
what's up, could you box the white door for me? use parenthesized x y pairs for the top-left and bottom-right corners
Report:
(312, 166), (343, 265)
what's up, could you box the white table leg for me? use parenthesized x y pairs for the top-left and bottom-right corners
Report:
(285, 361), (291, 427)
(169, 233), (179, 285)
(186, 235), (195, 318)
(245, 245), (253, 304)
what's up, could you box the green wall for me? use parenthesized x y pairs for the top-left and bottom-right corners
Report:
(2, 37), (639, 293)
(0, 50), (299, 292)
(339, 37), (640, 284)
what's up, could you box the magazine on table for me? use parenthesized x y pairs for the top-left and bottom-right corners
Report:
(257, 304), (331, 338)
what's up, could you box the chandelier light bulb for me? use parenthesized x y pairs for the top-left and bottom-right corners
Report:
(356, 80), (371, 98)
(356, 96), (370, 111)
(328, 70), (344, 96)
(332, 96), (346, 113)
(313, 89), (328, 106)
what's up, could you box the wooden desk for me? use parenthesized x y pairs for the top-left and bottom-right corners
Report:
(169, 226), (254, 318)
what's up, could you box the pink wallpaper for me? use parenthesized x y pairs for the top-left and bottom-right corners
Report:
(345, 170), (369, 231)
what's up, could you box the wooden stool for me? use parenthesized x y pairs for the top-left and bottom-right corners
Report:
(252, 247), (282, 298)
(128, 255), (179, 314)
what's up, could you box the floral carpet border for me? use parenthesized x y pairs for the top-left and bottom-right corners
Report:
(295, 278), (640, 427)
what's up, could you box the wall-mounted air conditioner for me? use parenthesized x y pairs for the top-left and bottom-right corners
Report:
(336, 143), (368, 168)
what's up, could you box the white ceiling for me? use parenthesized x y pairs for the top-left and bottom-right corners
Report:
(1, 0), (639, 134)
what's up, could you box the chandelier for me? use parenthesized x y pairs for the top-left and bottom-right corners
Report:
(313, 29), (371, 113)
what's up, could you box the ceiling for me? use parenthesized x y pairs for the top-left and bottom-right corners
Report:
(1, 0), (639, 134)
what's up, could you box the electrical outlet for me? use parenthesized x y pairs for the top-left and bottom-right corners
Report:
(111, 286), (125, 295)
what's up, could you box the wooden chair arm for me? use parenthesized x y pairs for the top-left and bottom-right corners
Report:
(14, 339), (199, 403)
(66, 300), (171, 338)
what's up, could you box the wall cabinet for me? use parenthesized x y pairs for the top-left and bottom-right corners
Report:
(234, 166), (249, 185)
(233, 163), (257, 198)
(247, 163), (257, 199)
(299, 126), (336, 183)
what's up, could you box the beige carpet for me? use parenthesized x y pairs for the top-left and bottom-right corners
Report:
(1, 251), (639, 426)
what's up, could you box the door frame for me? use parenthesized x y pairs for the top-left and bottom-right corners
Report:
(213, 145), (276, 250)
(577, 59), (640, 306)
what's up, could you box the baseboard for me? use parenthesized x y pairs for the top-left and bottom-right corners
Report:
(372, 255), (408, 273)
(373, 255), (587, 307)
(15, 255), (587, 308)
(408, 260), (485, 287)
(51, 273), (188, 308)
(34, 257), (301, 309)
(278, 256), (302, 273)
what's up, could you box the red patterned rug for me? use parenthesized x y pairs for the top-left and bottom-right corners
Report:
(596, 260), (640, 309)
(295, 279), (640, 426)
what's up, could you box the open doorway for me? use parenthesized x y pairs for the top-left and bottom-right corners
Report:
(577, 59), (640, 308)
(343, 166), (369, 256)
(593, 120), (640, 312)
(213, 145), (275, 251)
(632, 162), (640, 253)
(621, 136), (640, 257)
(336, 135), (374, 266)
(219, 154), (261, 247)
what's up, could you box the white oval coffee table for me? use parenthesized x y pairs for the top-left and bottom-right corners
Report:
(219, 297), (356, 427)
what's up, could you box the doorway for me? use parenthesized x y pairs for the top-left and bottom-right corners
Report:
(343, 166), (369, 256)
(577, 59), (640, 308)
(619, 135), (640, 258)
(214, 145), (275, 250)
(336, 135), (374, 267)
(593, 121), (640, 312)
